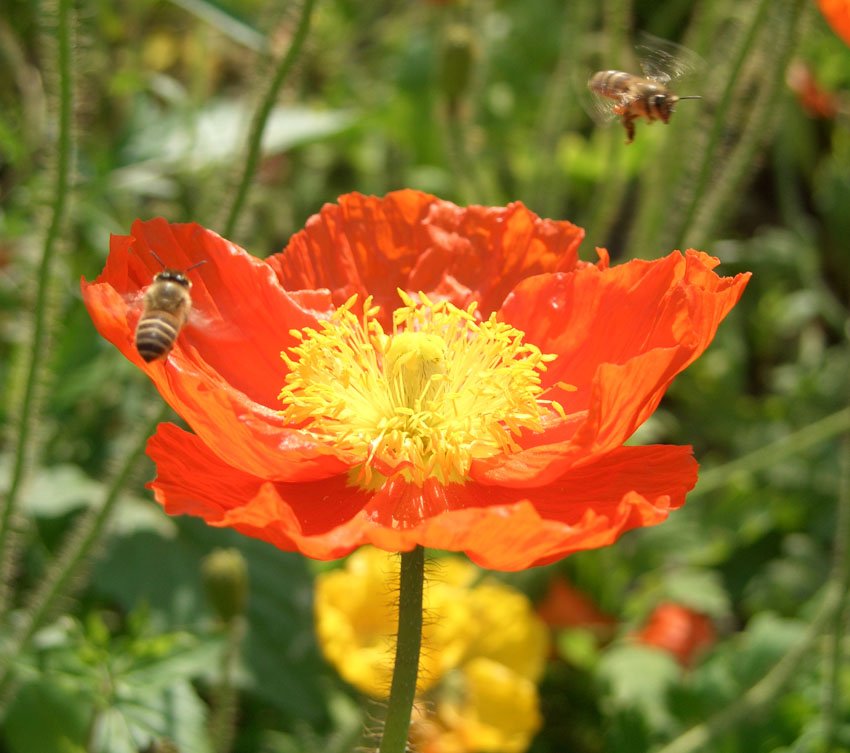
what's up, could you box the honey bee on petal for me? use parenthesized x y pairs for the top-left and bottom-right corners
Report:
(135, 252), (206, 362)
(586, 33), (702, 144)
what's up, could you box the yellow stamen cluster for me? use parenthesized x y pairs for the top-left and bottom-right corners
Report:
(279, 291), (567, 487)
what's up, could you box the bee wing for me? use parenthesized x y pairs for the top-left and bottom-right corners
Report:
(635, 31), (704, 85)
(183, 307), (237, 341)
(583, 88), (622, 125)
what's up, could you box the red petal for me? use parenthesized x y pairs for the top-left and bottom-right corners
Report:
(267, 190), (584, 325)
(148, 423), (372, 545)
(149, 424), (697, 571)
(818, 0), (850, 47)
(82, 219), (352, 482)
(476, 251), (750, 485)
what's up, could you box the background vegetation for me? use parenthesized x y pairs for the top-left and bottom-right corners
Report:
(1, 0), (849, 751)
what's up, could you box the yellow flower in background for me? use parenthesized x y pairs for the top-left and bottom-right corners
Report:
(314, 547), (476, 697)
(462, 584), (548, 682)
(314, 547), (548, 752)
(414, 658), (543, 753)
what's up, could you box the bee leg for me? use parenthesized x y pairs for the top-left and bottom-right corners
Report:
(621, 114), (636, 144)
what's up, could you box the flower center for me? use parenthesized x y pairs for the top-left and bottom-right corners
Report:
(279, 291), (568, 487)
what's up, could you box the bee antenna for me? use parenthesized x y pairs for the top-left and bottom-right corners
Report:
(184, 259), (207, 273)
(678, 95), (702, 100)
(149, 250), (167, 268)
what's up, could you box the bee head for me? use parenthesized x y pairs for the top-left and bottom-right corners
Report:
(148, 250), (206, 287)
(652, 92), (674, 115)
(154, 269), (191, 287)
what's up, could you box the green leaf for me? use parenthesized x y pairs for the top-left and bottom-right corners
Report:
(90, 679), (212, 753)
(729, 612), (807, 686)
(117, 100), (355, 177)
(597, 644), (681, 733)
(1, 674), (90, 753)
(91, 517), (329, 721)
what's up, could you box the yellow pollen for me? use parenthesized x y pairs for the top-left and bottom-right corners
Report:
(278, 291), (567, 487)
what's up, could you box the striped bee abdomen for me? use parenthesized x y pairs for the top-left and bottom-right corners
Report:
(133, 259), (204, 363)
(135, 312), (182, 361)
(589, 70), (634, 99)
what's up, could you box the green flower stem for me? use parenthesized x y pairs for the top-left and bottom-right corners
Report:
(686, 0), (807, 249)
(690, 408), (850, 499)
(209, 616), (246, 753)
(378, 546), (425, 753)
(442, 103), (483, 205)
(660, 407), (850, 753)
(0, 404), (171, 714)
(526, 2), (587, 217)
(222, 0), (316, 239)
(823, 433), (850, 750)
(671, 0), (771, 250)
(0, 0), (74, 616)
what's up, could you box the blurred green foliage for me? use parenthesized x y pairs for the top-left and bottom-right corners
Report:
(2, 0), (850, 751)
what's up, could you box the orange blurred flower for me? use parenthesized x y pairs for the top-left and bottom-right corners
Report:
(817, 0), (850, 47)
(82, 190), (749, 571)
(635, 602), (716, 667)
(786, 60), (839, 119)
(536, 576), (615, 636)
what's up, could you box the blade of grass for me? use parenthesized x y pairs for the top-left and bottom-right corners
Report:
(670, 0), (772, 250)
(168, 0), (269, 53)
(654, 578), (845, 753)
(685, 0), (809, 248)
(659, 395), (850, 753)
(690, 408), (850, 499)
(222, 0), (316, 240)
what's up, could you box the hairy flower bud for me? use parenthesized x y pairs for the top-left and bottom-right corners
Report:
(439, 24), (476, 103)
(201, 548), (249, 623)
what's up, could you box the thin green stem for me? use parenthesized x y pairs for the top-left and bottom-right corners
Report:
(527, 0), (594, 217)
(0, 0), (74, 616)
(0, 403), (171, 714)
(222, 0), (316, 239)
(210, 616), (246, 753)
(690, 409), (850, 499)
(672, 0), (771, 250)
(442, 101), (483, 205)
(578, 0), (630, 249)
(823, 433), (850, 750)
(378, 546), (425, 753)
(661, 404), (850, 753)
(655, 579), (845, 753)
(686, 0), (807, 249)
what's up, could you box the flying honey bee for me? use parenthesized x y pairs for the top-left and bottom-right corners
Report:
(586, 34), (702, 144)
(135, 252), (206, 362)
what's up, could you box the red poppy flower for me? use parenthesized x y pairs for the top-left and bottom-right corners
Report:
(635, 603), (716, 667)
(817, 0), (850, 47)
(82, 190), (750, 571)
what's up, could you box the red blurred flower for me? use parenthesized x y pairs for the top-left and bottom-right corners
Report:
(817, 0), (850, 47)
(82, 190), (749, 571)
(536, 577), (615, 636)
(635, 603), (716, 667)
